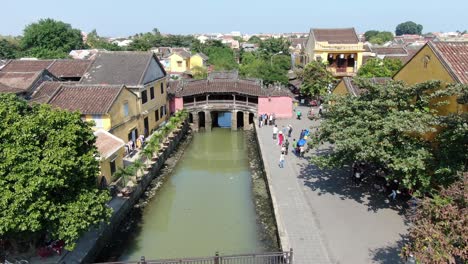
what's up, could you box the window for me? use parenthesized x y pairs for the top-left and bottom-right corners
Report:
(160, 83), (164, 94)
(123, 102), (129, 117)
(177, 61), (182, 67)
(155, 109), (159, 121)
(163, 105), (167, 116)
(150, 87), (155, 100)
(92, 115), (104, 128)
(141, 90), (148, 104)
(160, 106), (164, 118)
(110, 158), (116, 176)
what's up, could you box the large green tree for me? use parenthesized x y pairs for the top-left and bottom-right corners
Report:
(297, 61), (335, 97)
(312, 80), (467, 194)
(21, 18), (84, 58)
(396, 21), (423, 36)
(239, 52), (290, 85)
(86, 30), (123, 51)
(0, 38), (20, 59)
(402, 173), (467, 263)
(259, 37), (291, 56)
(357, 58), (403, 78)
(193, 40), (238, 70)
(0, 94), (111, 250)
(364, 31), (394, 44)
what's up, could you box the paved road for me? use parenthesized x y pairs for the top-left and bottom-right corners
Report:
(255, 106), (408, 264)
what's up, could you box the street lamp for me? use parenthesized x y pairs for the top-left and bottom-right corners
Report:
(270, 51), (283, 66)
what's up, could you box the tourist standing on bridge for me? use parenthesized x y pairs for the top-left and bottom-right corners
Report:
(279, 151), (285, 168)
(278, 131), (284, 146)
(273, 125), (278, 140)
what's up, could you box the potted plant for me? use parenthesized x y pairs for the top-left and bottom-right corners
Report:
(167, 122), (176, 139)
(132, 159), (145, 181)
(149, 139), (160, 161)
(142, 146), (154, 170)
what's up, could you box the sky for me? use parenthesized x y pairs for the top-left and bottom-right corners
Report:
(1, 0), (467, 37)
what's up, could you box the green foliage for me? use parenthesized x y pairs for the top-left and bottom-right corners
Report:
(247, 36), (262, 44)
(364, 30), (394, 44)
(396, 21), (423, 36)
(0, 38), (21, 59)
(86, 30), (123, 51)
(239, 51), (290, 85)
(357, 58), (403, 78)
(0, 94), (111, 250)
(193, 40), (237, 70)
(191, 65), (208, 79)
(21, 18), (84, 58)
(298, 61), (335, 97)
(128, 31), (195, 51)
(259, 37), (291, 56)
(402, 173), (467, 263)
(313, 80), (467, 194)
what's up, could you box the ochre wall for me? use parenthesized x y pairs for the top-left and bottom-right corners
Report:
(258, 97), (293, 118)
(98, 147), (124, 186)
(107, 88), (140, 142)
(333, 80), (349, 95)
(190, 55), (205, 69)
(169, 54), (188, 73)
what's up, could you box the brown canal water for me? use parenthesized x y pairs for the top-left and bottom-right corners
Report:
(100, 128), (269, 261)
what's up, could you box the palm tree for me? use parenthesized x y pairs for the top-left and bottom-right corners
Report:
(161, 123), (171, 138)
(142, 146), (154, 168)
(149, 139), (160, 160)
(132, 159), (145, 179)
(116, 166), (136, 187)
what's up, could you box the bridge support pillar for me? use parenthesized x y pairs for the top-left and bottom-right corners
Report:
(243, 112), (250, 130)
(205, 111), (212, 132)
(191, 112), (199, 132)
(231, 110), (238, 131)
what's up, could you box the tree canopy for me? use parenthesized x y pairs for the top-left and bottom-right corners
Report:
(402, 173), (467, 263)
(128, 30), (195, 51)
(357, 58), (403, 78)
(239, 51), (290, 85)
(0, 94), (112, 250)
(396, 21), (423, 36)
(0, 38), (20, 59)
(86, 30), (123, 51)
(259, 37), (291, 56)
(297, 61), (335, 97)
(21, 18), (84, 58)
(313, 80), (467, 195)
(364, 30), (394, 44)
(193, 40), (238, 71)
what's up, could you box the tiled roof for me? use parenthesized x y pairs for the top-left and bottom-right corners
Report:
(174, 50), (191, 59)
(1, 59), (92, 79)
(171, 79), (293, 98)
(29, 81), (64, 103)
(208, 70), (239, 80)
(342, 77), (392, 96)
(194, 52), (209, 60)
(48, 60), (92, 78)
(371, 47), (407, 55)
(429, 41), (468, 84)
(94, 129), (125, 160)
(0, 71), (41, 93)
(290, 38), (307, 47)
(312, 28), (359, 44)
(48, 84), (124, 114)
(80, 51), (158, 86)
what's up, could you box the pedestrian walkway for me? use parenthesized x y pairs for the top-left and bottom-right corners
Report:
(255, 105), (408, 264)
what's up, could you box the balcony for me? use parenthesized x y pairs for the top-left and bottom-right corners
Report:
(326, 66), (357, 77)
(315, 42), (364, 52)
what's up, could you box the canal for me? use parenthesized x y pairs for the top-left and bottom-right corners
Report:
(98, 128), (272, 261)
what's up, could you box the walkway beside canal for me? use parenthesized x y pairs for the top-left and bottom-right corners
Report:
(255, 105), (408, 264)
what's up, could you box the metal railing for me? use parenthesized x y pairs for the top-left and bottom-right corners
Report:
(183, 100), (258, 107)
(95, 250), (293, 264)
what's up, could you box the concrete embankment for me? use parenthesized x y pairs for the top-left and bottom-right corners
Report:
(59, 121), (190, 264)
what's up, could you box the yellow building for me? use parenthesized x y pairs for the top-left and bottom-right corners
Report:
(190, 53), (209, 69)
(94, 129), (126, 187)
(304, 28), (365, 77)
(168, 51), (191, 73)
(79, 51), (170, 141)
(393, 41), (468, 115)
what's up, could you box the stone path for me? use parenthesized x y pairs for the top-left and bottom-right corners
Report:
(255, 105), (408, 264)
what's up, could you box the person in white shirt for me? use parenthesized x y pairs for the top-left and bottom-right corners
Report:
(273, 125), (278, 140)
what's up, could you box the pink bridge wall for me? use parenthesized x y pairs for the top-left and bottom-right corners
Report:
(258, 97), (293, 118)
(170, 97), (184, 113)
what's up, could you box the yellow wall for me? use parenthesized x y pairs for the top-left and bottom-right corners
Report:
(305, 38), (364, 72)
(169, 54), (189, 73)
(83, 114), (111, 131)
(332, 80), (350, 95)
(190, 54), (205, 69)
(139, 79), (169, 135)
(98, 147), (124, 186)
(393, 44), (466, 116)
(107, 88), (140, 142)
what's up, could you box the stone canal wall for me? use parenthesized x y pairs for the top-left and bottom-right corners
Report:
(59, 121), (190, 264)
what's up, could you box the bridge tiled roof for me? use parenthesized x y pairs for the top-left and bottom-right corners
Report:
(170, 79), (293, 98)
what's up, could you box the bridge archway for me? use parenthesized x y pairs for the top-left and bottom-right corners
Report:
(188, 113), (193, 124)
(249, 113), (254, 125)
(198, 111), (205, 130)
(236, 111), (244, 128)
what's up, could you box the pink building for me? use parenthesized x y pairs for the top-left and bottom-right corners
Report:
(167, 75), (293, 131)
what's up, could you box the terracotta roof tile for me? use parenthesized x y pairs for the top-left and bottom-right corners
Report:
(94, 129), (125, 160)
(48, 85), (124, 114)
(342, 77), (392, 96)
(48, 60), (92, 78)
(312, 28), (359, 44)
(429, 41), (468, 84)
(1, 60), (54, 72)
(171, 79), (293, 98)
(29, 81), (64, 103)
(371, 47), (407, 55)
(0, 71), (41, 93)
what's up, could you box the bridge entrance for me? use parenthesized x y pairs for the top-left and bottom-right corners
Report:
(237, 111), (244, 128)
(198, 111), (205, 130)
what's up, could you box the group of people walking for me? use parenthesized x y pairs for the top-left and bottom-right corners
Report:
(271, 124), (312, 168)
(258, 113), (276, 127)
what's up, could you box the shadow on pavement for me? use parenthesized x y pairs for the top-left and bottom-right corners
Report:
(369, 235), (408, 264)
(295, 147), (409, 215)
